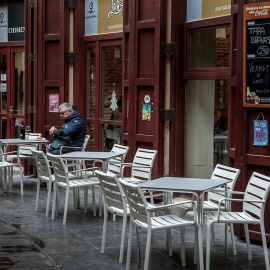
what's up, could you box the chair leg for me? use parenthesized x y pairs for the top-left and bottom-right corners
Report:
(126, 222), (133, 270)
(84, 187), (88, 213)
(51, 184), (57, 220)
(63, 187), (70, 225)
(45, 181), (52, 217)
(9, 167), (13, 191)
(206, 223), (213, 270)
(19, 165), (23, 196)
(211, 224), (216, 246)
(244, 224), (252, 260)
(136, 227), (141, 267)
(101, 209), (108, 254)
(194, 225), (198, 264)
(119, 213), (127, 264)
(180, 227), (186, 267)
(260, 222), (270, 270)
(229, 223), (237, 256)
(99, 187), (103, 217)
(144, 229), (152, 270)
(91, 186), (96, 216)
(35, 179), (41, 212)
(196, 224), (204, 270)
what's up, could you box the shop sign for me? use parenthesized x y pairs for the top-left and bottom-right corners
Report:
(85, 0), (123, 36)
(253, 120), (268, 146)
(187, 0), (231, 22)
(243, 2), (270, 107)
(0, 2), (24, 43)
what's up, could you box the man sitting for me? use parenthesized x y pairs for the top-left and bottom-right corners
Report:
(48, 102), (86, 155)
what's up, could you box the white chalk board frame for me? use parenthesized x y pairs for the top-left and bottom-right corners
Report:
(243, 2), (270, 108)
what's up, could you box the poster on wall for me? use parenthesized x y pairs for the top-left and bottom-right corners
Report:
(142, 104), (151, 121)
(243, 2), (270, 107)
(187, 0), (230, 22)
(85, 0), (123, 36)
(253, 120), (268, 146)
(49, 94), (59, 113)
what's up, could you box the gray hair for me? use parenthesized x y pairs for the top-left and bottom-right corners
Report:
(59, 102), (73, 112)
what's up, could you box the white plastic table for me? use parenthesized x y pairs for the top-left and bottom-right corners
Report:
(61, 151), (125, 215)
(139, 177), (230, 225)
(0, 138), (49, 191)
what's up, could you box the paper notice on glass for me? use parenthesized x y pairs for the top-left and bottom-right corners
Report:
(1, 83), (6, 92)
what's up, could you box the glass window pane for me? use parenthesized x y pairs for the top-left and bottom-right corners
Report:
(185, 80), (228, 178)
(102, 45), (122, 121)
(189, 27), (230, 68)
(87, 47), (96, 119)
(0, 117), (6, 138)
(87, 123), (96, 152)
(104, 124), (122, 151)
(0, 53), (7, 113)
(13, 52), (25, 115)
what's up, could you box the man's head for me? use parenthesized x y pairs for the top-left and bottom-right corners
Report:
(59, 103), (73, 120)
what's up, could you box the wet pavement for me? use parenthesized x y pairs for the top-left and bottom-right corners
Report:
(0, 172), (269, 269)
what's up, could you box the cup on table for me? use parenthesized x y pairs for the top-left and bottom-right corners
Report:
(25, 126), (31, 140)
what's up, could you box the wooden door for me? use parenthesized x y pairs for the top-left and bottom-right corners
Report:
(85, 40), (123, 151)
(123, 0), (166, 177)
(0, 47), (25, 139)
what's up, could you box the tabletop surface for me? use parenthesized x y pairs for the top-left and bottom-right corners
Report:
(139, 177), (230, 192)
(60, 151), (123, 160)
(0, 138), (49, 145)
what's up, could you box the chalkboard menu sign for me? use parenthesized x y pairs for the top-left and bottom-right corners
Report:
(244, 2), (270, 107)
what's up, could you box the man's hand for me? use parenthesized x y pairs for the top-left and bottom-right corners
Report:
(49, 126), (56, 137)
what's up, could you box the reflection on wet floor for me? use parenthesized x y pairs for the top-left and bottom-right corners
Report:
(0, 219), (57, 269)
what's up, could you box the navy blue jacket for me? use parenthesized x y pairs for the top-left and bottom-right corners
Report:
(53, 111), (86, 148)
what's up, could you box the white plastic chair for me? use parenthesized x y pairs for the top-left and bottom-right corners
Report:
(121, 148), (157, 183)
(48, 153), (99, 225)
(60, 134), (90, 154)
(120, 180), (204, 270)
(175, 164), (240, 254)
(107, 144), (129, 177)
(31, 149), (54, 217)
(96, 171), (129, 264)
(0, 149), (23, 195)
(204, 172), (270, 270)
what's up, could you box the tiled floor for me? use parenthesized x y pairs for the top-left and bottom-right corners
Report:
(0, 173), (269, 269)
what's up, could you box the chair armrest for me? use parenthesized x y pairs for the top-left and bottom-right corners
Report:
(216, 198), (266, 220)
(2, 151), (18, 156)
(146, 200), (195, 212)
(69, 167), (100, 173)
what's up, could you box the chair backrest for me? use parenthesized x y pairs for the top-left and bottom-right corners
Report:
(18, 133), (42, 157)
(28, 133), (42, 140)
(107, 144), (129, 177)
(19, 145), (38, 157)
(120, 179), (149, 225)
(243, 172), (270, 219)
(131, 148), (157, 181)
(31, 149), (52, 180)
(83, 135), (90, 150)
(96, 171), (127, 213)
(47, 153), (68, 184)
(208, 164), (241, 204)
